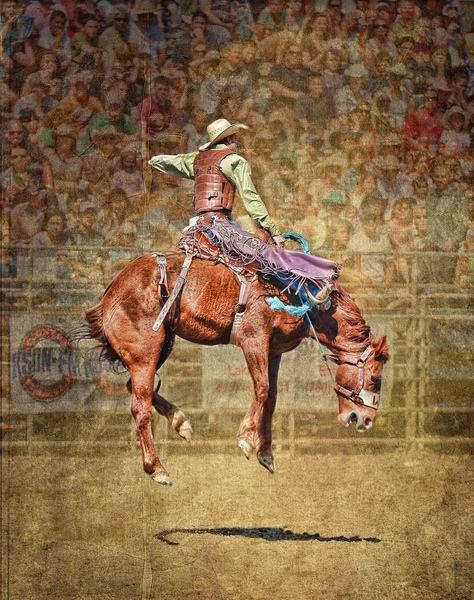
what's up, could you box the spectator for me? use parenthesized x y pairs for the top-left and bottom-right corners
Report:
(22, 52), (61, 97)
(81, 126), (120, 203)
(446, 67), (470, 112)
(364, 19), (397, 76)
(135, 75), (176, 139)
(319, 218), (352, 253)
(438, 106), (470, 158)
(0, 0), (36, 92)
(403, 89), (444, 157)
(335, 63), (370, 117)
(383, 62), (413, 131)
(301, 12), (330, 69)
(256, 0), (285, 37)
(70, 18), (103, 76)
(83, 88), (136, 152)
(10, 175), (50, 243)
(326, 0), (345, 37)
(388, 196), (417, 283)
(199, 41), (255, 119)
(43, 124), (82, 199)
(346, 195), (393, 291)
(295, 73), (335, 136)
(373, 155), (413, 216)
(128, 0), (167, 69)
(110, 148), (145, 202)
(321, 49), (345, 101)
(391, 0), (417, 43)
(266, 43), (308, 109)
(309, 154), (347, 203)
(282, 0), (306, 35)
(13, 73), (56, 120)
(1, 118), (49, 182)
(187, 39), (219, 87)
(199, 0), (238, 50)
(70, 199), (106, 246)
(426, 162), (469, 255)
(320, 190), (348, 228)
(171, 11), (208, 66)
(97, 187), (131, 242)
(76, 0), (102, 27)
(46, 70), (103, 138)
(24, 0), (67, 33)
(37, 9), (72, 71)
(182, 107), (208, 151)
(98, 4), (134, 77)
(1, 145), (31, 201)
(31, 209), (71, 246)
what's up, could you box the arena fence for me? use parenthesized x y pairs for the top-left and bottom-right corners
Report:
(1, 245), (473, 456)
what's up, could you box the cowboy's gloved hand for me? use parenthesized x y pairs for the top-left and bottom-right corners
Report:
(273, 235), (286, 247)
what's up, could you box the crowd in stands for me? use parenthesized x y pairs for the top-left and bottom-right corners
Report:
(1, 0), (474, 305)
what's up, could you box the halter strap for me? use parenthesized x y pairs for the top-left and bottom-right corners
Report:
(323, 347), (379, 410)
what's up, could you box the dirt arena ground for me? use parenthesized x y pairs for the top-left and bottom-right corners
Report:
(2, 448), (473, 600)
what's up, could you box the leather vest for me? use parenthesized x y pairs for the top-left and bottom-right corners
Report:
(193, 149), (236, 214)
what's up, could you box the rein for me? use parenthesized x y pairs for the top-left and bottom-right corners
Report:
(305, 313), (379, 410)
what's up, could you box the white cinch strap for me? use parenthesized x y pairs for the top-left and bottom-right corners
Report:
(229, 276), (254, 346)
(152, 253), (193, 332)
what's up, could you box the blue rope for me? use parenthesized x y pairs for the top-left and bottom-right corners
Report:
(266, 295), (312, 316)
(282, 231), (311, 254)
(305, 312), (326, 357)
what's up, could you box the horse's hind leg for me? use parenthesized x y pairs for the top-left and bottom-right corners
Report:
(153, 390), (193, 443)
(127, 378), (193, 442)
(129, 363), (172, 485)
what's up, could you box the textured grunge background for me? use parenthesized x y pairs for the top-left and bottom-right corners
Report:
(2, 0), (474, 597)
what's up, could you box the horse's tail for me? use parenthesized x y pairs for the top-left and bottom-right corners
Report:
(80, 301), (123, 364)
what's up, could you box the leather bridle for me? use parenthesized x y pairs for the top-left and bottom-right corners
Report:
(323, 346), (380, 410)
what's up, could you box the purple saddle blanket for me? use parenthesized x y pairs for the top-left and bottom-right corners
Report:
(181, 217), (340, 292)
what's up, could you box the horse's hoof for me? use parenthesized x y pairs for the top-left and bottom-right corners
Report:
(152, 472), (173, 486)
(238, 439), (253, 459)
(258, 454), (275, 474)
(179, 422), (193, 443)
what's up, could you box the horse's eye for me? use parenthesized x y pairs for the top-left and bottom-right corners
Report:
(371, 376), (382, 390)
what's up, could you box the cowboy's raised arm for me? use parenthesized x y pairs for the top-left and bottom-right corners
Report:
(148, 151), (199, 179)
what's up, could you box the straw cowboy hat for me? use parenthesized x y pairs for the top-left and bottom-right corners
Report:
(135, 0), (156, 14)
(199, 118), (249, 151)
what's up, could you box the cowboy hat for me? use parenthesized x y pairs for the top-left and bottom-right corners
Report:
(199, 118), (249, 151)
(135, 0), (156, 15)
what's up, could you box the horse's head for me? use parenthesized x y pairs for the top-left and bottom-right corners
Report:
(325, 335), (389, 432)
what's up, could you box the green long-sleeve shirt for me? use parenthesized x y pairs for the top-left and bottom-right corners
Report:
(148, 144), (281, 237)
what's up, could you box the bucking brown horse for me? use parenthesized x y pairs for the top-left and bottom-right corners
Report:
(83, 250), (389, 485)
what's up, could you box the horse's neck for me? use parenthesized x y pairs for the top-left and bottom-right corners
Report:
(310, 292), (371, 356)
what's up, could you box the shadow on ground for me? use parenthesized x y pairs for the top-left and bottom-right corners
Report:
(155, 526), (382, 545)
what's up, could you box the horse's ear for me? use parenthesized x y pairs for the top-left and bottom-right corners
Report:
(374, 335), (389, 363)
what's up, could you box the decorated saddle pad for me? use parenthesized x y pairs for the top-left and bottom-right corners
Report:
(178, 216), (340, 296)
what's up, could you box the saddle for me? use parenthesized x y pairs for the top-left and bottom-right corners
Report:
(177, 215), (336, 310)
(151, 217), (336, 344)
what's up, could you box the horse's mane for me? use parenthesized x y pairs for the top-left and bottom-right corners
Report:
(333, 284), (371, 346)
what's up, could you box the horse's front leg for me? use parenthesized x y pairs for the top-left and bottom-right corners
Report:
(258, 354), (281, 470)
(237, 340), (277, 473)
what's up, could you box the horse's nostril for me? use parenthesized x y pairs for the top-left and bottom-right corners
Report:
(364, 418), (372, 428)
(350, 413), (357, 424)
